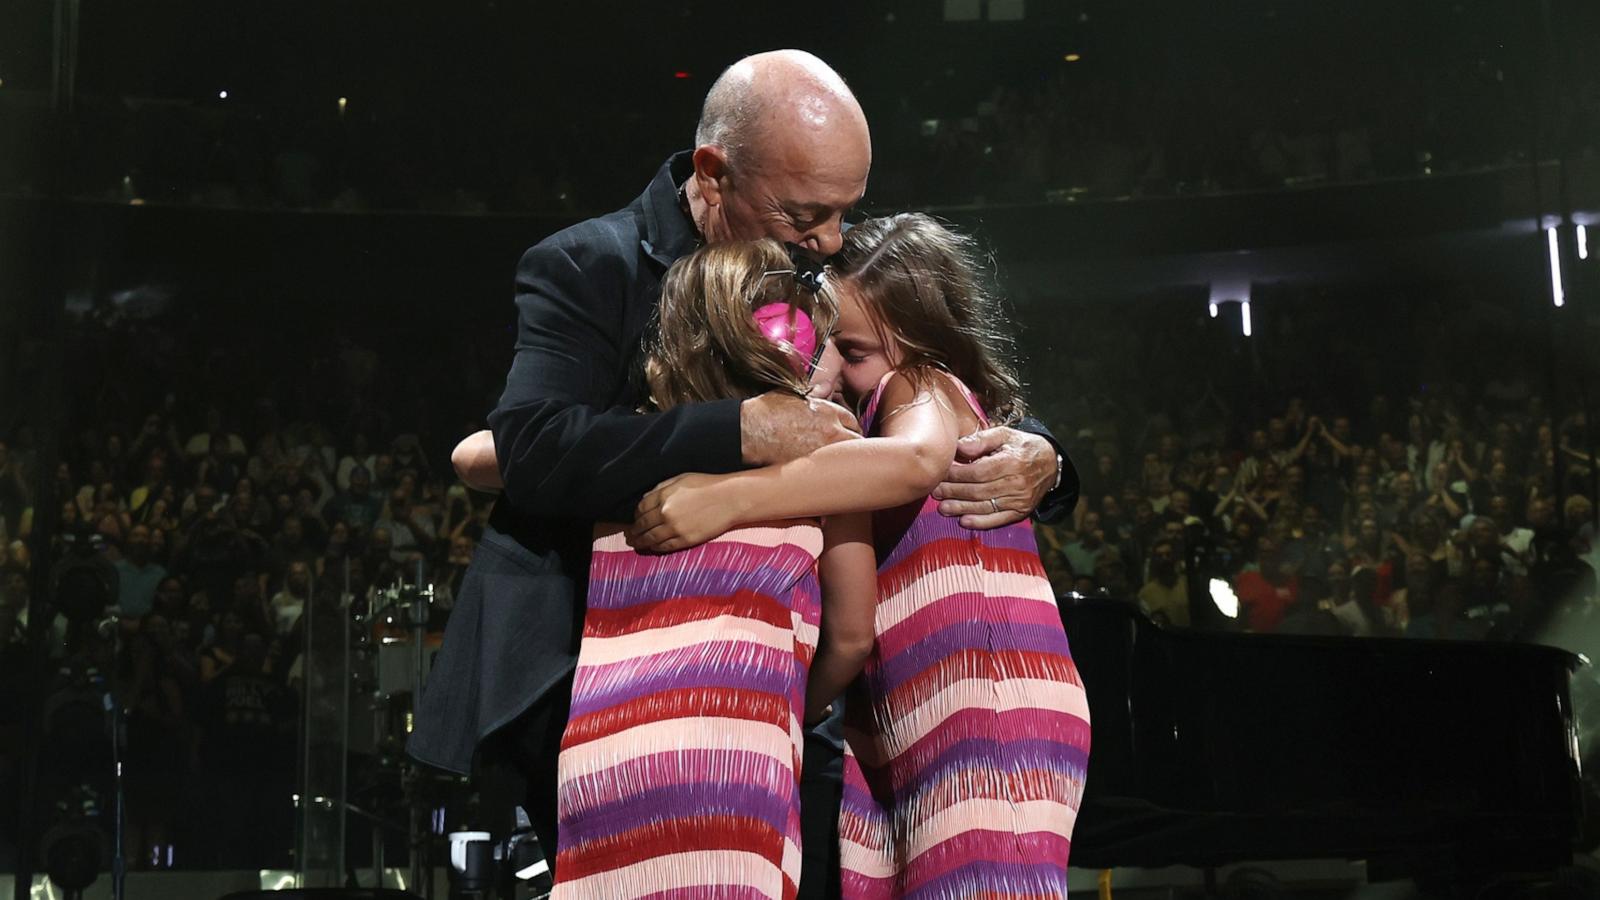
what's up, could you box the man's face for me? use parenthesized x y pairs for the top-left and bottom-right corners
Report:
(155, 578), (183, 612)
(707, 133), (869, 258)
(1359, 518), (1380, 546)
(1489, 495), (1510, 521)
(1268, 419), (1287, 447)
(125, 526), (151, 563)
(288, 562), (310, 594)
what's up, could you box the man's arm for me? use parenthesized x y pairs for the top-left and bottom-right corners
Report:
(488, 238), (743, 523)
(488, 237), (857, 523)
(932, 417), (1079, 529)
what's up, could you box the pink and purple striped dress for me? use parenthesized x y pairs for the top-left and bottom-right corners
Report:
(839, 370), (1092, 899)
(552, 522), (823, 899)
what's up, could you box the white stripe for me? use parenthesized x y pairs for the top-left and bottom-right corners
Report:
(876, 570), (1055, 632)
(558, 717), (793, 783)
(878, 677), (1090, 754)
(578, 616), (795, 666)
(913, 798), (1077, 855)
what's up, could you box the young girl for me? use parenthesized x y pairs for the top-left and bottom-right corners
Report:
(548, 239), (880, 900)
(632, 213), (1091, 898)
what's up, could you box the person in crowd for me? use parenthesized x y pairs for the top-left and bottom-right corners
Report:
(113, 524), (169, 620)
(1139, 536), (1191, 627)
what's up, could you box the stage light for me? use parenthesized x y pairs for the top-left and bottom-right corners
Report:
(1208, 578), (1239, 619)
(1548, 226), (1565, 307)
(1063, 53), (1081, 62)
(338, 97), (347, 114)
(673, 71), (691, 79)
(1580, 224), (1589, 261)
(1208, 300), (1218, 318)
(218, 90), (228, 100)
(1240, 299), (1252, 337)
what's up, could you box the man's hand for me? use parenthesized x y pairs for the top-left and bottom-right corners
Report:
(627, 473), (741, 554)
(741, 391), (860, 466)
(932, 427), (1057, 530)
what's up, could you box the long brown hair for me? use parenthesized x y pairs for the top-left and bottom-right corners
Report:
(830, 213), (1026, 423)
(645, 239), (829, 410)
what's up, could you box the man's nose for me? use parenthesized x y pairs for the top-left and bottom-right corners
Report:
(803, 222), (844, 258)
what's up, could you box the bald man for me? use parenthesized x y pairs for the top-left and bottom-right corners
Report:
(410, 50), (1077, 894)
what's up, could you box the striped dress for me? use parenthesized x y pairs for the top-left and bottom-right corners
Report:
(839, 371), (1092, 899)
(552, 523), (824, 900)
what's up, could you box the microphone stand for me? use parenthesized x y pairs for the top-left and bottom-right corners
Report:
(102, 618), (127, 900)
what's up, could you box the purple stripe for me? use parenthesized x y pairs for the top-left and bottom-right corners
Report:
(840, 779), (886, 816)
(875, 590), (1065, 658)
(885, 736), (1089, 796)
(873, 622), (1073, 695)
(891, 708), (1093, 775)
(570, 644), (801, 718)
(559, 780), (795, 848)
(878, 517), (1041, 571)
(587, 564), (808, 610)
(592, 541), (814, 586)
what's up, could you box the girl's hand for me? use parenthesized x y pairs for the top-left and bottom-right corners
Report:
(627, 473), (741, 553)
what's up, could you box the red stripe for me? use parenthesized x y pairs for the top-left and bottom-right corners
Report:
(884, 648), (1078, 709)
(584, 589), (795, 638)
(562, 686), (792, 748)
(879, 538), (1045, 595)
(557, 813), (788, 879)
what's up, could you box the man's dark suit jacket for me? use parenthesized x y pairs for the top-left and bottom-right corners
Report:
(408, 152), (1078, 776)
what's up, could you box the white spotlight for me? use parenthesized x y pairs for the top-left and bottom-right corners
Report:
(1579, 224), (1589, 261)
(1208, 578), (1239, 619)
(1548, 226), (1565, 307)
(218, 90), (228, 100)
(1240, 299), (1252, 337)
(1208, 300), (1218, 318)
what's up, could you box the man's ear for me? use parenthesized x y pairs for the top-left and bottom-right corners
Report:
(692, 145), (731, 206)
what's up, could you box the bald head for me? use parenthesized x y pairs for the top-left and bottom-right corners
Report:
(687, 50), (871, 256)
(696, 50), (867, 173)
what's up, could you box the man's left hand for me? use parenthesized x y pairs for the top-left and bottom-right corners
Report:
(933, 427), (1057, 530)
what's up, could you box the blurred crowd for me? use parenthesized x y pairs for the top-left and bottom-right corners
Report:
(2, 48), (1594, 214)
(1028, 287), (1600, 641)
(0, 309), (500, 870)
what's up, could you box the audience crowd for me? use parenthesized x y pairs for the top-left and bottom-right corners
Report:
(1027, 288), (1600, 642)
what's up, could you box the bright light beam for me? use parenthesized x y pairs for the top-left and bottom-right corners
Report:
(1548, 226), (1565, 307)
(1209, 578), (1239, 619)
(1579, 224), (1589, 261)
(1240, 299), (1252, 337)
(1208, 300), (1218, 318)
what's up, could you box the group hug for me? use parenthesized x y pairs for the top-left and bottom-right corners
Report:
(411, 49), (1091, 900)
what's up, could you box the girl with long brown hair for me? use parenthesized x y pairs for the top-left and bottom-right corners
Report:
(630, 214), (1090, 898)
(547, 238), (879, 899)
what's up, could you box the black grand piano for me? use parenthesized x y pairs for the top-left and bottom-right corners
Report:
(1060, 596), (1589, 889)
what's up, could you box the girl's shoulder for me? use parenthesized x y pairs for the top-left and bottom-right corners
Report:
(873, 367), (987, 434)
